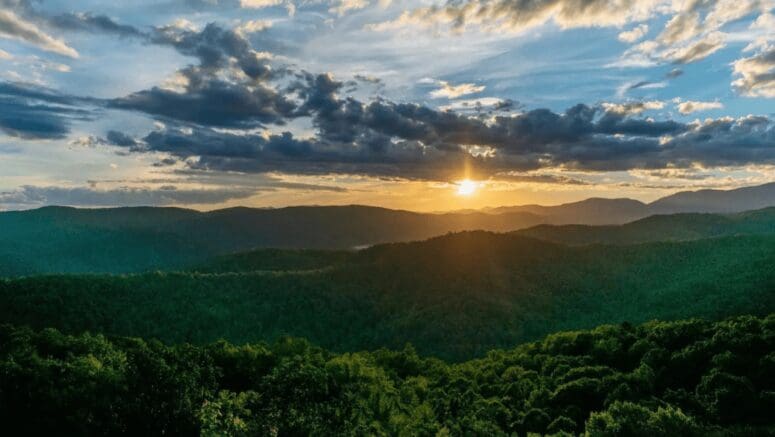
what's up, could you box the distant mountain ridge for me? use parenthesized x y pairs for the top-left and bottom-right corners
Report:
(515, 207), (775, 245)
(487, 182), (775, 224)
(3, 182), (775, 275)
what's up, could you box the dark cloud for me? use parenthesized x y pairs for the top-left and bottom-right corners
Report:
(45, 12), (145, 38)
(152, 157), (178, 167)
(110, 23), (296, 128)
(137, 124), (479, 181)
(666, 68), (684, 79)
(150, 23), (274, 79)
(0, 0), (145, 51)
(112, 91), (774, 180)
(496, 173), (590, 185)
(0, 185), (258, 208)
(0, 81), (94, 139)
(111, 78), (295, 127)
(626, 80), (654, 91)
(493, 99), (519, 112)
(106, 130), (140, 148)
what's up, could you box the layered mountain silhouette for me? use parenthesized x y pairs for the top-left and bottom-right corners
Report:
(487, 182), (775, 224)
(3, 182), (775, 275)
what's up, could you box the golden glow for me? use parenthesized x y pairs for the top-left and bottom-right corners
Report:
(456, 179), (478, 196)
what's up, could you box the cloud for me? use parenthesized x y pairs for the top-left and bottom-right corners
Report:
(330, 0), (369, 16)
(0, 9), (78, 58)
(111, 78), (296, 127)
(428, 80), (486, 99)
(619, 24), (649, 43)
(602, 100), (664, 115)
(0, 185), (258, 208)
(613, 0), (768, 67)
(665, 32), (726, 64)
(676, 100), (724, 114)
(100, 69), (775, 180)
(236, 19), (273, 34)
(496, 172), (590, 185)
(45, 12), (145, 38)
(665, 68), (683, 79)
(0, 81), (93, 139)
(107, 83), (775, 181)
(240, 0), (284, 8)
(369, 0), (664, 34)
(106, 130), (142, 148)
(733, 45), (775, 98)
(110, 23), (296, 127)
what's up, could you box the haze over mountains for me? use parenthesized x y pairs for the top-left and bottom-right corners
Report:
(3, 182), (775, 275)
(486, 182), (775, 224)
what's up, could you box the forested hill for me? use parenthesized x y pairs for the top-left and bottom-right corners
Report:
(5, 182), (775, 275)
(2, 315), (774, 435)
(3, 232), (775, 360)
(0, 205), (542, 275)
(516, 207), (775, 245)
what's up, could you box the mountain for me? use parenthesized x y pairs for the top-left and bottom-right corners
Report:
(0, 205), (543, 275)
(491, 182), (775, 224)
(3, 231), (775, 360)
(650, 182), (775, 214)
(486, 197), (651, 225)
(5, 182), (775, 275)
(515, 207), (775, 245)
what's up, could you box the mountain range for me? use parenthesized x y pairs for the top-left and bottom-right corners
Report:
(4, 182), (775, 275)
(486, 182), (775, 224)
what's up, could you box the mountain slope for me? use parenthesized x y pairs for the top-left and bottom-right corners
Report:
(650, 182), (775, 214)
(515, 207), (775, 245)
(0, 205), (543, 275)
(487, 197), (650, 225)
(492, 182), (775, 224)
(3, 232), (775, 360)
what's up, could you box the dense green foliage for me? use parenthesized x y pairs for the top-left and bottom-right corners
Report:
(3, 232), (775, 360)
(2, 315), (774, 435)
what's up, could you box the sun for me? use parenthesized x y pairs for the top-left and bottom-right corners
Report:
(456, 179), (478, 196)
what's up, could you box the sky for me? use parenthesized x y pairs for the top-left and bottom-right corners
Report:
(0, 0), (773, 211)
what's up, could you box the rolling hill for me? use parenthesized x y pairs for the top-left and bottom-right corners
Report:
(2, 231), (774, 360)
(0, 205), (543, 275)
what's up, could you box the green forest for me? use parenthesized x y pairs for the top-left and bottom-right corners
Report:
(2, 211), (775, 435)
(2, 315), (774, 435)
(2, 232), (775, 360)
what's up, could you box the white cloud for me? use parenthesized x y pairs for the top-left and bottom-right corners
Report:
(733, 44), (775, 98)
(330, 0), (369, 16)
(236, 19), (273, 34)
(0, 10), (78, 58)
(602, 100), (665, 115)
(368, 0), (667, 34)
(240, 0), (283, 8)
(675, 100), (724, 114)
(618, 24), (649, 43)
(429, 80), (485, 99)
